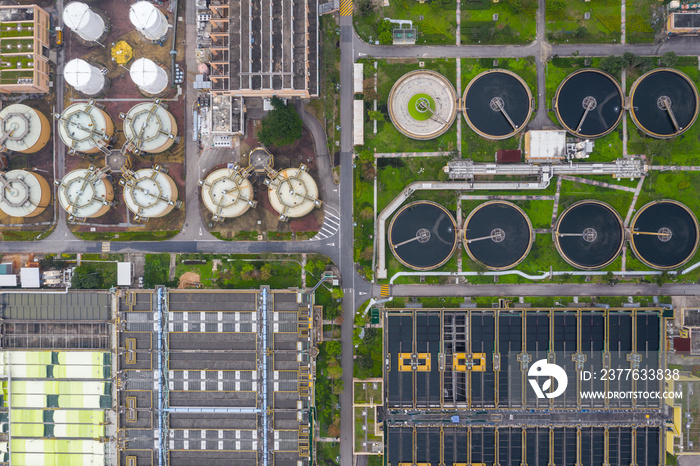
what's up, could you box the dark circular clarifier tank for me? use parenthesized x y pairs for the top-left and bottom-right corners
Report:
(463, 201), (533, 269)
(555, 200), (624, 270)
(462, 69), (533, 140)
(630, 201), (699, 269)
(629, 68), (699, 138)
(389, 201), (457, 270)
(554, 69), (624, 139)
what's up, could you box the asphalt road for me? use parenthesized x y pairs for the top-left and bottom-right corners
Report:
(388, 283), (700, 297)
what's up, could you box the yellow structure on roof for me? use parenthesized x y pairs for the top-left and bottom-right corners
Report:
(111, 40), (133, 66)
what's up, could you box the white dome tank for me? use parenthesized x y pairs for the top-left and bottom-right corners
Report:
(200, 167), (256, 220)
(130, 58), (169, 95)
(122, 168), (178, 220)
(122, 101), (177, 154)
(56, 101), (114, 155)
(129, 1), (169, 41)
(266, 165), (322, 221)
(64, 59), (105, 96)
(57, 167), (114, 219)
(62, 2), (106, 42)
(0, 104), (51, 154)
(0, 170), (51, 218)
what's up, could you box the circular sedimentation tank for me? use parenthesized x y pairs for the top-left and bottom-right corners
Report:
(56, 102), (114, 154)
(123, 168), (178, 220)
(554, 69), (624, 139)
(388, 201), (457, 271)
(201, 167), (256, 220)
(0, 104), (51, 154)
(122, 101), (177, 155)
(629, 68), (699, 138)
(630, 200), (699, 270)
(463, 201), (533, 270)
(555, 200), (624, 270)
(462, 69), (532, 140)
(0, 170), (50, 218)
(388, 70), (457, 140)
(267, 166), (321, 220)
(57, 168), (113, 219)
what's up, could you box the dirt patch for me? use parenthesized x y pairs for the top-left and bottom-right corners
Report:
(178, 271), (201, 289)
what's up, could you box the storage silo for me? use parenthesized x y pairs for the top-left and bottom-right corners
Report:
(57, 167), (114, 220)
(265, 164), (321, 221)
(200, 166), (256, 221)
(130, 58), (169, 96)
(0, 104), (50, 154)
(0, 170), (50, 218)
(129, 1), (169, 42)
(121, 100), (177, 155)
(121, 167), (179, 221)
(56, 101), (114, 155)
(64, 59), (105, 96)
(62, 2), (107, 43)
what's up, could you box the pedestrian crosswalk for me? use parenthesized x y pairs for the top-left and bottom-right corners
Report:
(101, 242), (110, 253)
(312, 211), (340, 241)
(380, 284), (390, 298)
(340, 0), (353, 16)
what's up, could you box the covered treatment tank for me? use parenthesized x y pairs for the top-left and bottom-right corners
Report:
(56, 101), (114, 155)
(200, 166), (257, 221)
(266, 165), (321, 221)
(130, 58), (169, 96)
(62, 2), (106, 43)
(122, 168), (178, 220)
(0, 104), (50, 154)
(57, 167), (114, 219)
(129, 1), (169, 42)
(64, 59), (105, 96)
(0, 170), (50, 218)
(121, 100), (177, 155)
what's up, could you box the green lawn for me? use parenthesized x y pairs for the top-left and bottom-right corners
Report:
(626, 0), (665, 43)
(72, 230), (179, 241)
(546, 0), (621, 43)
(353, 381), (383, 405)
(354, 0), (458, 45)
(461, 1), (536, 45)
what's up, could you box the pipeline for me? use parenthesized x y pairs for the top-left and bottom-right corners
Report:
(262, 287), (269, 466)
(164, 407), (261, 413)
(157, 287), (165, 466)
(170, 0), (179, 88)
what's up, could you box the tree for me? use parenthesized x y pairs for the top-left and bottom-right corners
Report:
(360, 161), (376, 182)
(258, 96), (303, 147)
(378, 20), (393, 45)
(331, 288), (344, 300)
(240, 263), (255, 280)
(646, 138), (671, 161)
(327, 359), (343, 380)
(260, 263), (272, 280)
(574, 26), (588, 38)
(326, 340), (342, 358)
(622, 52), (637, 68)
(360, 247), (374, 262)
(367, 110), (385, 121)
(359, 207), (373, 221)
(660, 51), (678, 67)
(655, 271), (670, 287)
(355, 0), (374, 16)
(599, 56), (623, 75)
(71, 265), (101, 289)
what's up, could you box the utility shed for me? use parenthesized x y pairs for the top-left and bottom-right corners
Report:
(117, 262), (132, 286)
(354, 63), (363, 94)
(19, 268), (40, 288)
(354, 100), (364, 146)
(496, 149), (522, 163)
(0, 275), (17, 287)
(0, 292), (110, 320)
(523, 130), (566, 162)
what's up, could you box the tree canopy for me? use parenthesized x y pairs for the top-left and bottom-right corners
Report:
(258, 96), (304, 147)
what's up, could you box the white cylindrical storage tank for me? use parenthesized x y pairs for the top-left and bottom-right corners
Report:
(130, 58), (169, 95)
(62, 2), (106, 42)
(129, 1), (169, 41)
(57, 102), (114, 155)
(122, 101), (177, 154)
(0, 104), (51, 154)
(0, 170), (51, 218)
(64, 59), (105, 96)
(201, 167), (256, 220)
(123, 168), (178, 220)
(267, 166), (322, 221)
(57, 168), (114, 219)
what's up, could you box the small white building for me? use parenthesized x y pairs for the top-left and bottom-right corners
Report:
(0, 275), (18, 287)
(117, 262), (132, 287)
(523, 130), (567, 163)
(20, 268), (40, 288)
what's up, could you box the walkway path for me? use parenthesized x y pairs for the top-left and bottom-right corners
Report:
(624, 176), (646, 227)
(459, 194), (556, 200)
(375, 151), (452, 157)
(559, 175), (636, 192)
(551, 177), (563, 227)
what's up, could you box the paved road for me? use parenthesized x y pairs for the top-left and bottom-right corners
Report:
(388, 283), (700, 297)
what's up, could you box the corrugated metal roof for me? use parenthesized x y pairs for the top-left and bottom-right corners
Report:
(117, 262), (132, 286)
(19, 268), (40, 288)
(0, 292), (110, 321)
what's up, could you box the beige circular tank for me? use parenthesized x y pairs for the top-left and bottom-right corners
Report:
(267, 166), (321, 220)
(201, 167), (256, 220)
(123, 168), (178, 220)
(57, 168), (114, 219)
(0, 104), (51, 154)
(122, 101), (177, 155)
(57, 102), (114, 154)
(0, 170), (50, 218)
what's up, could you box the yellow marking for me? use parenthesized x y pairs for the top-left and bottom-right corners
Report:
(380, 284), (390, 297)
(340, 0), (353, 16)
(101, 242), (110, 252)
(126, 457), (137, 466)
(452, 352), (486, 372)
(126, 338), (136, 364)
(126, 396), (137, 423)
(398, 352), (431, 372)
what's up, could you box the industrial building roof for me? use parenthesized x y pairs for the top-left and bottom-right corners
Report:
(0, 291), (110, 320)
(117, 262), (131, 286)
(19, 268), (39, 288)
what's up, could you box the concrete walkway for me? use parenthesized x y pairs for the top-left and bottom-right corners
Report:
(559, 175), (636, 192)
